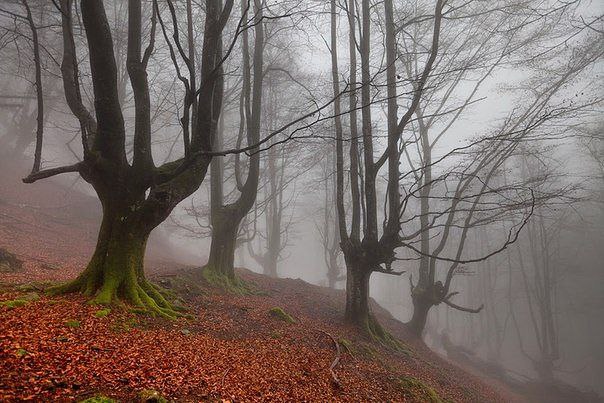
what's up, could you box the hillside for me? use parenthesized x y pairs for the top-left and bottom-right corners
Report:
(0, 159), (518, 402)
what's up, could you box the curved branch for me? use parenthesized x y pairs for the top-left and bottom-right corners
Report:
(374, 266), (406, 276)
(22, 162), (83, 184)
(443, 298), (484, 314)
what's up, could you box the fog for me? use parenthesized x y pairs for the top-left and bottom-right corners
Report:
(1, 0), (602, 401)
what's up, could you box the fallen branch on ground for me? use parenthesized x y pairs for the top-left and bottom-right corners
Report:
(318, 329), (342, 388)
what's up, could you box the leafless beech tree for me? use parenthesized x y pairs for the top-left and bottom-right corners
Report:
(0, 1), (59, 158)
(330, 0), (445, 339)
(329, 0), (602, 340)
(203, 0), (264, 285)
(19, 0), (233, 316)
(315, 148), (344, 289)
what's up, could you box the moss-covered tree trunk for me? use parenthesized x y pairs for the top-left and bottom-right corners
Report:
(51, 197), (176, 317)
(344, 261), (392, 341)
(22, 0), (229, 318)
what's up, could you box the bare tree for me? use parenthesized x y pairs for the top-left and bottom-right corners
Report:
(20, 0), (233, 316)
(331, 0), (444, 339)
(204, 0), (264, 284)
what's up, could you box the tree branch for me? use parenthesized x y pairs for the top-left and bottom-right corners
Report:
(22, 162), (83, 184)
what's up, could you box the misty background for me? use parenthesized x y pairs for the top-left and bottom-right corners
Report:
(1, 0), (602, 398)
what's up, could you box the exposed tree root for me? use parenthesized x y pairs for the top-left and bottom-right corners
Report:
(201, 265), (254, 295)
(47, 274), (182, 319)
(363, 315), (413, 355)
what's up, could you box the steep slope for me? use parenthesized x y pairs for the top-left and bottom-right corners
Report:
(0, 158), (518, 402)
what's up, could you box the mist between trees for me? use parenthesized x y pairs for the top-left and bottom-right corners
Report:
(1, 0), (602, 396)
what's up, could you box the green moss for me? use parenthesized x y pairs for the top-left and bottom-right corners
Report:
(364, 315), (413, 356)
(358, 343), (380, 360)
(65, 319), (81, 328)
(270, 331), (282, 339)
(138, 389), (167, 403)
(16, 283), (40, 292)
(15, 348), (29, 357)
(202, 267), (254, 295)
(0, 299), (28, 309)
(110, 318), (139, 333)
(78, 396), (117, 403)
(268, 307), (296, 323)
(21, 292), (40, 301)
(398, 375), (443, 403)
(94, 308), (111, 318)
(338, 338), (354, 353)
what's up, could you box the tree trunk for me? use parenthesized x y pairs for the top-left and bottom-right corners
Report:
(345, 264), (371, 325)
(344, 258), (393, 342)
(262, 258), (278, 278)
(535, 358), (555, 382)
(205, 208), (239, 279)
(409, 291), (433, 337)
(50, 198), (176, 317)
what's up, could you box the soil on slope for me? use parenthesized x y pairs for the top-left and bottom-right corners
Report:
(0, 158), (519, 402)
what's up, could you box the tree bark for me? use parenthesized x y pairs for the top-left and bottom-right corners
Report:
(408, 281), (445, 336)
(263, 257), (278, 278)
(51, 194), (176, 317)
(206, 208), (239, 279)
(344, 263), (371, 325)
(204, 0), (263, 282)
(409, 292), (433, 337)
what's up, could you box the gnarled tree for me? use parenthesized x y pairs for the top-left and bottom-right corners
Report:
(22, 0), (233, 316)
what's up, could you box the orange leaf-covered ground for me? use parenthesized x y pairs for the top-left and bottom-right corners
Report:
(0, 159), (520, 402)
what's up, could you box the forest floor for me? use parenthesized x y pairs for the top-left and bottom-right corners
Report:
(0, 159), (521, 402)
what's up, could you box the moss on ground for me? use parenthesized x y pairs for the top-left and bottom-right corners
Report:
(94, 308), (111, 318)
(15, 348), (29, 357)
(0, 299), (28, 309)
(16, 282), (51, 292)
(65, 319), (81, 328)
(268, 307), (296, 323)
(363, 315), (413, 356)
(0, 292), (40, 309)
(78, 396), (117, 403)
(338, 338), (355, 356)
(398, 375), (443, 403)
(110, 318), (139, 333)
(358, 343), (380, 361)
